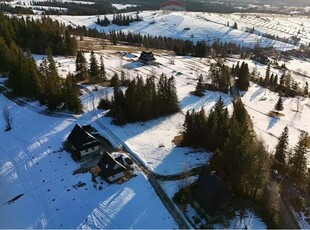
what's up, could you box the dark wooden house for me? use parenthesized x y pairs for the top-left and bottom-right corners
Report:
(91, 152), (127, 183)
(138, 51), (156, 65)
(193, 166), (233, 216)
(67, 124), (102, 161)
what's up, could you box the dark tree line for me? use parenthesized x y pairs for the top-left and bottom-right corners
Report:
(105, 30), (247, 58)
(182, 97), (229, 151)
(183, 98), (270, 200)
(38, 49), (82, 112)
(274, 126), (310, 188)
(32, 1), (116, 15)
(103, 74), (179, 125)
(0, 4), (34, 14)
(96, 16), (111, 27)
(0, 13), (77, 56)
(111, 14), (142, 26)
(252, 64), (308, 97)
(98, 15), (143, 27)
(0, 13), (81, 113)
(193, 60), (246, 97)
(67, 24), (249, 58)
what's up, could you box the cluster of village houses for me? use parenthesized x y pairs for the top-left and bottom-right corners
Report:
(66, 124), (133, 183)
(65, 123), (234, 222)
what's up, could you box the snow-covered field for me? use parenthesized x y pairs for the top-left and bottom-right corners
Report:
(39, 11), (309, 51)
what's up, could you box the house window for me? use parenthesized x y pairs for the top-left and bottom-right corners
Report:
(85, 149), (88, 152)
(92, 146), (95, 150)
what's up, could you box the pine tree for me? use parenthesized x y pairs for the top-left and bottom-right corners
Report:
(64, 74), (82, 113)
(264, 64), (271, 86)
(205, 96), (229, 151)
(167, 76), (179, 114)
(64, 30), (77, 56)
(99, 55), (106, 81)
(75, 51), (88, 81)
(182, 108), (207, 147)
(89, 50), (99, 83)
(44, 49), (63, 110)
(112, 85), (126, 125)
(24, 50), (43, 100)
(232, 99), (248, 124)
(274, 75), (278, 86)
(304, 82), (309, 96)
(274, 126), (289, 166)
(110, 73), (120, 87)
(280, 71), (286, 85)
(236, 62), (250, 91)
(195, 74), (204, 96)
(232, 22), (238, 29)
(218, 65), (230, 93)
(270, 73), (274, 86)
(241, 140), (270, 198)
(275, 96), (284, 111)
(289, 131), (309, 186)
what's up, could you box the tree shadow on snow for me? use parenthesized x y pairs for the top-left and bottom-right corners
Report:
(250, 86), (265, 101)
(123, 61), (144, 69)
(267, 116), (279, 130)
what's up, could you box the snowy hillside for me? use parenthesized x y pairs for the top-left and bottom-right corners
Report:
(41, 10), (310, 51)
(0, 91), (180, 228)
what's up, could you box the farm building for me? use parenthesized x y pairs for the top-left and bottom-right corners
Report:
(67, 124), (103, 161)
(160, 0), (186, 11)
(91, 152), (129, 183)
(138, 51), (156, 65)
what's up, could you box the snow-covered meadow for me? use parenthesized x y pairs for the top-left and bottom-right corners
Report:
(39, 10), (310, 51)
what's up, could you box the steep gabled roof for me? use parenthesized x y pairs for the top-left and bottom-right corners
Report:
(67, 124), (100, 151)
(97, 152), (127, 178)
(139, 51), (156, 61)
(194, 166), (233, 212)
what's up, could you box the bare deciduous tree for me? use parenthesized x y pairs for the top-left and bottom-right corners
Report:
(3, 105), (13, 131)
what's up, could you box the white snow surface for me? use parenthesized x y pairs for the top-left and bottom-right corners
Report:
(0, 92), (178, 228)
(40, 11), (309, 51)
